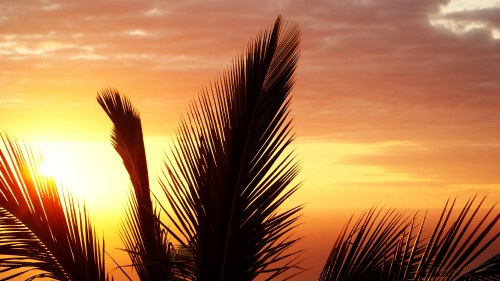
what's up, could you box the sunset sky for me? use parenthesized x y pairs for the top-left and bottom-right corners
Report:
(1, 0), (499, 279)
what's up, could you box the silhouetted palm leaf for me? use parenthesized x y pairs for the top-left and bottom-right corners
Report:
(458, 253), (500, 280)
(318, 208), (424, 281)
(319, 196), (499, 281)
(0, 134), (108, 281)
(98, 90), (183, 280)
(413, 196), (499, 280)
(158, 15), (303, 280)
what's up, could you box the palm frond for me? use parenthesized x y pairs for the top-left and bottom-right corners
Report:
(0, 206), (62, 280)
(0, 134), (108, 281)
(414, 196), (499, 280)
(457, 253), (500, 280)
(318, 208), (423, 281)
(98, 89), (182, 280)
(319, 196), (499, 281)
(159, 15), (303, 280)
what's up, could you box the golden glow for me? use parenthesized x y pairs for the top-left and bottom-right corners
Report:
(32, 137), (171, 221)
(33, 141), (126, 216)
(2, 2), (500, 279)
(39, 153), (71, 181)
(288, 139), (500, 209)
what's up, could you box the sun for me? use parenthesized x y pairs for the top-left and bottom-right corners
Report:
(34, 141), (81, 185)
(39, 157), (70, 180)
(33, 140), (132, 209)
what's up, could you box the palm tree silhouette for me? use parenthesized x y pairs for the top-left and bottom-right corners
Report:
(98, 15), (303, 280)
(0, 16), (498, 281)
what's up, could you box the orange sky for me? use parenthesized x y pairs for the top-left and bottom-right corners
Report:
(1, 0), (500, 279)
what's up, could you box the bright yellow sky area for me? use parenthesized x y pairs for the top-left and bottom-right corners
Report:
(2, 0), (500, 279)
(29, 137), (499, 280)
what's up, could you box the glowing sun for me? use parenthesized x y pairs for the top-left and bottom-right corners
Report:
(39, 157), (70, 180)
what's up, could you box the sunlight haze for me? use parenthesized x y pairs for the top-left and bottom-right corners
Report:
(1, 0), (499, 279)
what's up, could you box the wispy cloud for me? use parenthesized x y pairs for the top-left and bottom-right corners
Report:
(1, 0), (499, 199)
(429, 0), (500, 38)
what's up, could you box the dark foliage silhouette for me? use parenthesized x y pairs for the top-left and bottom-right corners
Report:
(319, 197), (499, 281)
(0, 16), (498, 281)
(98, 15), (304, 280)
(98, 91), (181, 280)
(0, 135), (108, 280)
(156, 15), (303, 280)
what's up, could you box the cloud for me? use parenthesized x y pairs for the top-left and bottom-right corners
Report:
(343, 141), (500, 185)
(429, 0), (500, 39)
(286, 0), (500, 145)
(1, 0), (499, 191)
